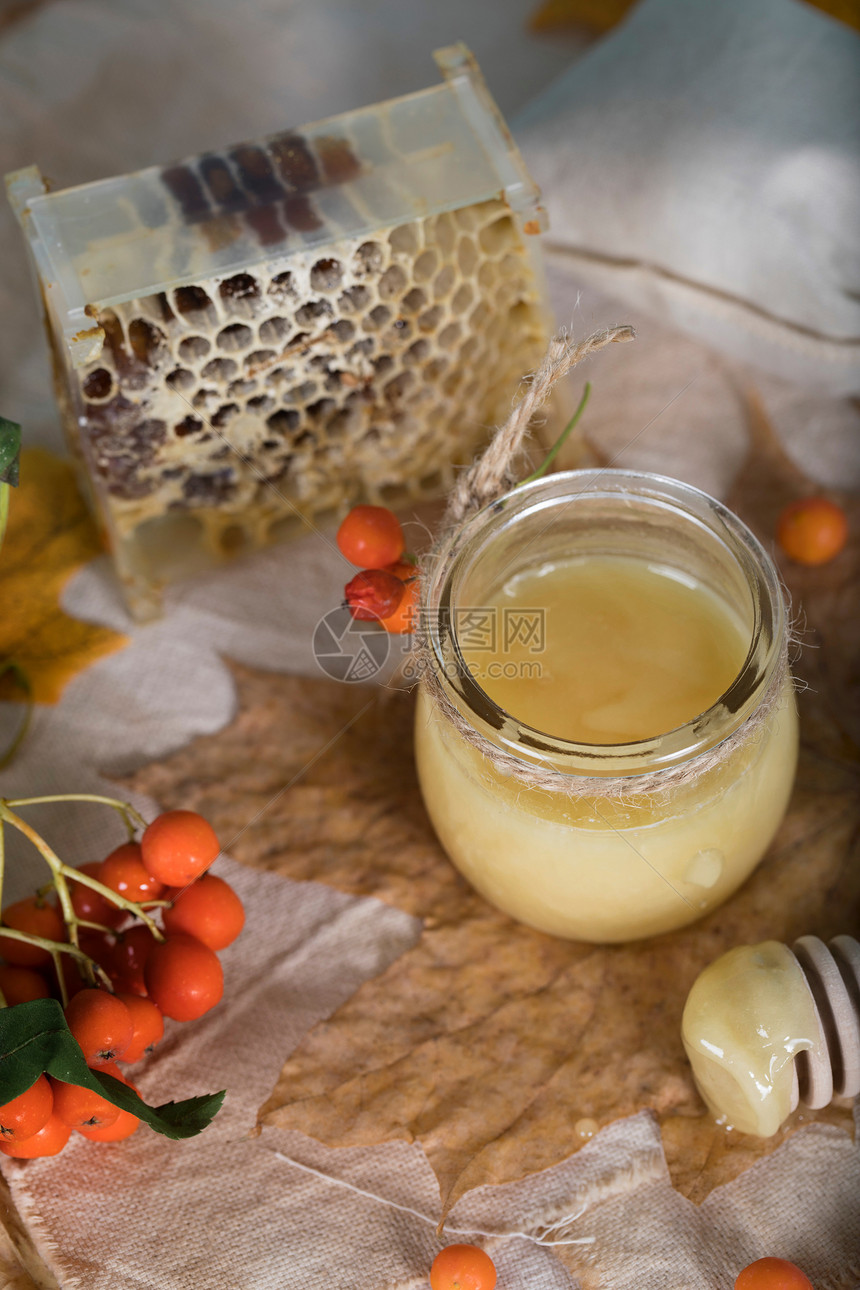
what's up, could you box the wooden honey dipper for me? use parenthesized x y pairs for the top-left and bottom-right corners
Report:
(788, 935), (860, 1112)
(682, 934), (860, 1136)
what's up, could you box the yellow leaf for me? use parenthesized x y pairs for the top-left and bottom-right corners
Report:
(0, 449), (128, 704)
(528, 0), (638, 32)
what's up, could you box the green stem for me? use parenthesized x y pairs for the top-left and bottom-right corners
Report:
(0, 805), (164, 950)
(0, 929), (110, 989)
(4, 792), (148, 838)
(0, 483), (9, 552)
(520, 382), (592, 486)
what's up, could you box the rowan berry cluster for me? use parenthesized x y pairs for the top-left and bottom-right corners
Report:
(337, 505), (419, 635)
(0, 798), (240, 1157)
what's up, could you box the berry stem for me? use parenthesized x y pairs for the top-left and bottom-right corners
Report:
(4, 793), (148, 839)
(520, 382), (592, 486)
(0, 802), (166, 1000)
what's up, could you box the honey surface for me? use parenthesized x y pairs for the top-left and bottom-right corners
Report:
(460, 555), (749, 742)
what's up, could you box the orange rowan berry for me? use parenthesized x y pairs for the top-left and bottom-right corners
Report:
(70, 861), (125, 928)
(380, 563), (420, 635)
(0, 1111), (71, 1158)
(50, 1064), (123, 1130)
(776, 496), (848, 566)
(115, 993), (164, 1063)
(430, 1244), (497, 1290)
(336, 505), (404, 567)
(0, 964), (51, 1005)
(0, 1075), (54, 1144)
(144, 934), (224, 1021)
(735, 1257), (814, 1290)
(141, 811), (220, 887)
(78, 1067), (140, 1142)
(0, 896), (65, 968)
(162, 873), (245, 951)
(99, 842), (165, 905)
(64, 988), (133, 1066)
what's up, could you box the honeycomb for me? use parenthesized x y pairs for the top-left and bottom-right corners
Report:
(10, 46), (552, 616)
(72, 199), (548, 612)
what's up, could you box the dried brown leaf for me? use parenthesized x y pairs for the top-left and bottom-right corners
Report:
(124, 394), (859, 1217)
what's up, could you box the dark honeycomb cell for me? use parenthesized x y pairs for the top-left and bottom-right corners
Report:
(244, 350), (276, 373)
(212, 403), (240, 428)
(127, 318), (166, 366)
(364, 305), (391, 330)
(309, 258), (344, 292)
(378, 265), (407, 300)
(316, 135), (361, 183)
(82, 368), (113, 400)
(337, 285), (370, 314)
(178, 336), (211, 363)
(175, 416), (204, 437)
(245, 207), (286, 247)
(258, 317), (290, 345)
(269, 134), (319, 191)
(384, 371), (415, 403)
(347, 337), (374, 359)
(193, 389), (218, 411)
(295, 300), (332, 327)
(182, 469), (237, 504)
(404, 339), (430, 365)
(372, 355), (394, 377)
(268, 271), (296, 303)
(307, 397), (335, 421)
(219, 274), (261, 316)
(174, 286), (218, 325)
(266, 409), (301, 434)
(105, 462), (158, 500)
(229, 378), (257, 398)
(282, 195), (322, 233)
(199, 155), (246, 214)
(285, 332), (309, 351)
(217, 323), (254, 353)
(401, 288), (426, 313)
(201, 357), (238, 382)
(230, 144), (283, 203)
(286, 381), (317, 403)
(329, 319), (355, 343)
(354, 242), (384, 275)
(161, 165), (211, 221)
(247, 394), (275, 413)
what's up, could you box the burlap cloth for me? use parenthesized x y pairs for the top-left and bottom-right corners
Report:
(1, 2), (859, 1286)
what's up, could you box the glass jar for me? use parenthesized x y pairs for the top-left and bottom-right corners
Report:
(414, 469), (798, 942)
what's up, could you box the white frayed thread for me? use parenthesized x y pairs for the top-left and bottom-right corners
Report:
(271, 1151), (595, 1247)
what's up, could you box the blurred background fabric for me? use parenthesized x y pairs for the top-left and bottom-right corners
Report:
(516, 0), (860, 394)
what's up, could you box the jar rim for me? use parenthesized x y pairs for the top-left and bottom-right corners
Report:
(423, 468), (787, 777)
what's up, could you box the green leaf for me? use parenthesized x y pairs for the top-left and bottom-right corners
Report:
(0, 418), (21, 487)
(0, 998), (225, 1139)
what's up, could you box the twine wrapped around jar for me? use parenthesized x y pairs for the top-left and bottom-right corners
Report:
(413, 326), (793, 798)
